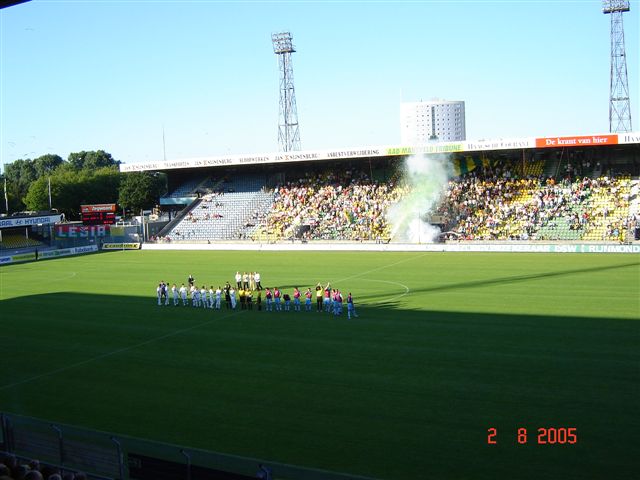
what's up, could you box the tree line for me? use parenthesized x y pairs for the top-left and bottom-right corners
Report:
(1, 150), (166, 220)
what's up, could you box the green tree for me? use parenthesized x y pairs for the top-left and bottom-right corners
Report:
(33, 154), (64, 177)
(118, 172), (165, 213)
(68, 150), (119, 170)
(23, 176), (50, 212)
(4, 150), (121, 215)
(86, 166), (122, 205)
(23, 166), (122, 220)
(4, 158), (37, 211)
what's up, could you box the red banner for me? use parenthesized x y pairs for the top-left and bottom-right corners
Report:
(55, 225), (110, 238)
(80, 203), (117, 213)
(535, 135), (618, 148)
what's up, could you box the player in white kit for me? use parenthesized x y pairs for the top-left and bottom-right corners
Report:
(208, 286), (215, 308)
(179, 284), (188, 306)
(172, 284), (179, 306)
(200, 286), (208, 309)
(191, 285), (199, 307)
(215, 286), (222, 309)
(230, 287), (237, 309)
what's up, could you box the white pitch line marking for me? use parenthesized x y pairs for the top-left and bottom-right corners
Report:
(336, 251), (429, 284)
(359, 279), (411, 305)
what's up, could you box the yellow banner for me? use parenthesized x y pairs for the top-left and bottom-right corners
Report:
(102, 243), (140, 250)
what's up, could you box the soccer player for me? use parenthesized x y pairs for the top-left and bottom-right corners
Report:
(209, 286), (215, 308)
(192, 286), (200, 308)
(347, 292), (358, 319)
(179, 283), (188, 306)
(229, 286), (237, 309)
(215, 286), (222, 310)
(239, 288), (246, 310)
(283, 291), (291, 311)
(255, 271), (262, 290)
(242, 272), (249, 290)
(156, 283), (162, 306)
(235, 271), (242, 289)
(293, 287), (301, 311)
(323, 283), (332, 313)
(305, 288), (312, 311)
(315, 283), (323, 312)
(247, 290), (253, 310)
(172, 284), (179, 306)
(224, 283), (231, 309)
(163, 282), (170, 306)
(201, 286), (208, 309)
(265, 288), (272, 311)
(274, 287), (282, 311)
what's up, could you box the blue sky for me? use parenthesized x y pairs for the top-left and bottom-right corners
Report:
(1, 0), (638, 168)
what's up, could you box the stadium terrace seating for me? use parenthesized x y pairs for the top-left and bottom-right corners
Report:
(0, 233), (43, 250)
(152, 159), (637, 243)
(441, 161), (635, 241)
(164, 178), (202, 198)
(521, 158), (545, 178)
(581, 176), (633, 241)
(253, 169), (404, 242)
(162, 174), (271, 241)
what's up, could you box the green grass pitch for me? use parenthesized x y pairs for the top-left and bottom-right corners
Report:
(0, 250), (638, 479)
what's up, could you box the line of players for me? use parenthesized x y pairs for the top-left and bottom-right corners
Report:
(156, 280), (358, 318)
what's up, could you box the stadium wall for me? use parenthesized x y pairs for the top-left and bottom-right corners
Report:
(142, 242), (640, 254)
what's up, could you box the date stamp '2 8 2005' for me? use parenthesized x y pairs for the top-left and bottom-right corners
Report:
(487, 427), (578, 445)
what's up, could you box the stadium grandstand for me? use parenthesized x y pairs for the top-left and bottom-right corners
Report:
(121, 132), (640, 246)
(0, 211), (62, 257)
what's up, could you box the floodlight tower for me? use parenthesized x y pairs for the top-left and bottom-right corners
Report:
(272, 32), (301, 152)
(603, 0), (632, 132)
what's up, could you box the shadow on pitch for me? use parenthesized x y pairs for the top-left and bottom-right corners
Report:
(1, 291), (638, 480)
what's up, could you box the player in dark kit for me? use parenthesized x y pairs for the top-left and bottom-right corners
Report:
(247, 290), (253, 310)
(315, 283), (323, 312)
(224, 282), (231, 309)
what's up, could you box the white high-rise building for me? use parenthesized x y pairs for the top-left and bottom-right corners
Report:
(400, 100), (466, 144)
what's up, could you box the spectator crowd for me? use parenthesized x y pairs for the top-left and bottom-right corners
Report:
(256, 169), (404, 241)
(147, 159), (636, 244)
(0, 453), (87, 480)
(439, 161), (633, 242)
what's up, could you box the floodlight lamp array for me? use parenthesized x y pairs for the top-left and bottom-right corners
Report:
(272, 32), (295, 54)
(602, 0), (630, 14)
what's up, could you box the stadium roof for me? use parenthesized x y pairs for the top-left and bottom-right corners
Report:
(119, 131), (640, 173)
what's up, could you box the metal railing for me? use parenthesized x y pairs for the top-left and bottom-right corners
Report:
(0, 412), (378, 480)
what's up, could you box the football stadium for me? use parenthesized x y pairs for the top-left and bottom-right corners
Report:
(1, 133), (639, 480)
(1, 2), (640, 480)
